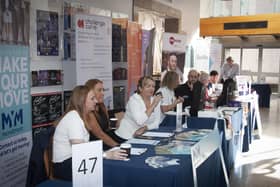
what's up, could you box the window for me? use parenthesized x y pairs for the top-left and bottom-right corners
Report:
(262, 48), (280, 73)
(242, 48), (259, 72)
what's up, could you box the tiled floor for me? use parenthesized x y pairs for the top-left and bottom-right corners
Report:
(230, 94), (280, 187)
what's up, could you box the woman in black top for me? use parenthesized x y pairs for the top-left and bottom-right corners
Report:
(85, 79), (125, 150)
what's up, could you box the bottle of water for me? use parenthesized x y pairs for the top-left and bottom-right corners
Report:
(176, 103), (183, 132)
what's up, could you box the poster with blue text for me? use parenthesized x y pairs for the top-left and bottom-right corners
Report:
(0, 45), (32, 187)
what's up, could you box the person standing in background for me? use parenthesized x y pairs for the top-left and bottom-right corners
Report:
(220, 56), (239, 82)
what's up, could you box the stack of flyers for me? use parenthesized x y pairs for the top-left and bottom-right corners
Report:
(175, 129), (212, 142)
(155, 140), (195, 155)
(145, 156), (180, 168)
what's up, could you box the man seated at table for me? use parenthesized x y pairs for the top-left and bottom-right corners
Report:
(175, 69), (199, 109)
(190, 71), (209, 116)
(208, 70), (219, 94)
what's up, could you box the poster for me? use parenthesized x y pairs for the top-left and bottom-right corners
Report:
(141, 29), (153, 76)
(75, 14), (113, 109)
(0, 45), (32, 187)
(112, 24), (122, 62)
(0, 0), (30, 45)
(127, 22), (142, 97)
(31, 70), (62, 87)
(112, 18), (128, 62)
(36, 10), (59, 56)
(63, 90), (72, 111)
(162, 32), (187, 83)
(32, 92), (62, 128)
(194, 38), (211, 72)
(209, 41), (222, 73)
(113, 86), (126, 109)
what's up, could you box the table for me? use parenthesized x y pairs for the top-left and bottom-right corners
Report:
(251, 83), (271, 108)
(232, 95), (262, 152)
(161, 108), (244, 170)
(103, 127), (226, 187)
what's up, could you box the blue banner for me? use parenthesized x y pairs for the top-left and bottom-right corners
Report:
(0, 45), (32, 186)
(0, 45), (31, 140)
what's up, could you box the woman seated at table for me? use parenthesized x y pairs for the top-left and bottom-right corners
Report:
(115, 76), (162, 139)
(85, 79), (125, 150)
(52, 85), (127, 181)
(156, 71), (184, 124)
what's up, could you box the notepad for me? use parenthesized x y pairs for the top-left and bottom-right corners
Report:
(164, 111), (188, 116)
(142, 132), (174, 138)
(131, 148), (148, 155)
(126, 138), (160, 145)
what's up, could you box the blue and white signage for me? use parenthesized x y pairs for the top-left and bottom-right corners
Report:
(0, 45), (32, 187)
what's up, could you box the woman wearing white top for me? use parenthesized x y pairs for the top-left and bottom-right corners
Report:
(115, 76), (162, 139)
(53, 85), (127, 181)
(157, 71), (184, 123)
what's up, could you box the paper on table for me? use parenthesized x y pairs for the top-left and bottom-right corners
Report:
(126, 138), (160, 145)
(219, 107), (239, 111)
(131, 148), (147, 155)
(142, 132), (174, 138)
(165, 111), (188, 116)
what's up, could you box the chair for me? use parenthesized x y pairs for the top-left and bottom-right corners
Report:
(26, 126), (55, 187)
(43, 135), (54, 179)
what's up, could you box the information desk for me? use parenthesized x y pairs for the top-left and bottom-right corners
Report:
(251, 83), (271, 108)
(104, 127), (226, 187)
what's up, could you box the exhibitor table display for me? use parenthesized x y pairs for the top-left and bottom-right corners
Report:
(103, 127), (228, 187)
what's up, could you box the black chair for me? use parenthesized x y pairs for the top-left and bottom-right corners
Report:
(26, 126), (55, 187)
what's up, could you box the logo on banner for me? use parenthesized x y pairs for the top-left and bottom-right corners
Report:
(169, 36), (181, 45)
(77, 18), (105, 31)
(77, 19), (84, 28)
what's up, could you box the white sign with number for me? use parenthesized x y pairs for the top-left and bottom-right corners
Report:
(72, 140), (103, 187)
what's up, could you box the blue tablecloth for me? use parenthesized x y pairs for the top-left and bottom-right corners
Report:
(36, 180), (72, 187)
(251, 84), (271, 108)
(104, 126), (226, 187)
(160, 108), (244, 171)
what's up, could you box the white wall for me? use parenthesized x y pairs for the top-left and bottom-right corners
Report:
(156, 0), (200, 44)
(76, 0), (133, 19)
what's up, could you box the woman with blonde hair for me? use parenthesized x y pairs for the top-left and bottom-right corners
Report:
(157, 71), (184, 123)
(115, 76), (162, 139)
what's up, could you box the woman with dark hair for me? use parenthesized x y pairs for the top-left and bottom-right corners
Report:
(115, 76), (162, 139)
(85, 79), (123, 150)
(52, 85), (127, 181)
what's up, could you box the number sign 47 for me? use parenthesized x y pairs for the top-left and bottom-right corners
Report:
(72, 140), (103, 187)
(78, 157), (98, 175)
